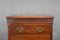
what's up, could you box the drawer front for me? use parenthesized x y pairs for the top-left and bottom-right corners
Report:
(7, 18), (53, 23)
(9, 35), (50, 40)
(8, 23), (51, 34)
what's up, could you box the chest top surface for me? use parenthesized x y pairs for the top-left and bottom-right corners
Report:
(6, 16), (54, 19)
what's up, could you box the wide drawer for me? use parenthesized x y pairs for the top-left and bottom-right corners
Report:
(9, 35), (50, 40)
(8, 23), (52, 34)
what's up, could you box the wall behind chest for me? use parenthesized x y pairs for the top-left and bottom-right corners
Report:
(0, 0), (60, 40)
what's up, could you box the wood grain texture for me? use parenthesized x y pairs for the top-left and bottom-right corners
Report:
(9, 35), (50, 40)
(6, 16), (54, 40)
(8, 23), (51, 34)
(6, 16), (54, 19)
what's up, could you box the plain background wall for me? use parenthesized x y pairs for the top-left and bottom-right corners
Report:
(0, 0), (60, 40)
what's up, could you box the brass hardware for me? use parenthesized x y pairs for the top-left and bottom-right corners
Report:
(16, 27), (24, 32)
(36, 27), (44, 32)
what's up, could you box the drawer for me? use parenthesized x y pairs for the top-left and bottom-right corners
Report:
(8, 23), (51, 34)
(9, 35), (50, 40)
(7, 18), (53, 23)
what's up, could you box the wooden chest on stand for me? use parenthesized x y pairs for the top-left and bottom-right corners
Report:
(6, 16), (54, 40)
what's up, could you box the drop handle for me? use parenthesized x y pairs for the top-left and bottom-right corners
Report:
(16, 27), (24, 32)
(36, 27), (44, 32)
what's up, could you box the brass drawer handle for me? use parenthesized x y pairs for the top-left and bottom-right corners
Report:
(36, 27), (44, 32)
(16, 27), (24, 32)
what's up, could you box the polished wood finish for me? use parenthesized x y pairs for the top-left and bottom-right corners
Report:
(6, 16), (54, 40)
(6, 16), (54, 18)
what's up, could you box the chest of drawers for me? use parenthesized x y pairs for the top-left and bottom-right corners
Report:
(6, 16), (54, 40)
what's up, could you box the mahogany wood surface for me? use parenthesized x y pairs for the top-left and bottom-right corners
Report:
(6, 16), (54, 18)
(6, 16), (54, 40)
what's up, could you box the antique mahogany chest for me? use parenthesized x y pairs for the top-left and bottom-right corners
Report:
(6, 16), (54, 40)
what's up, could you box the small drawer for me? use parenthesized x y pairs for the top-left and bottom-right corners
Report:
(8, 23), (51, 34)
(7, 18), (53, 23)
